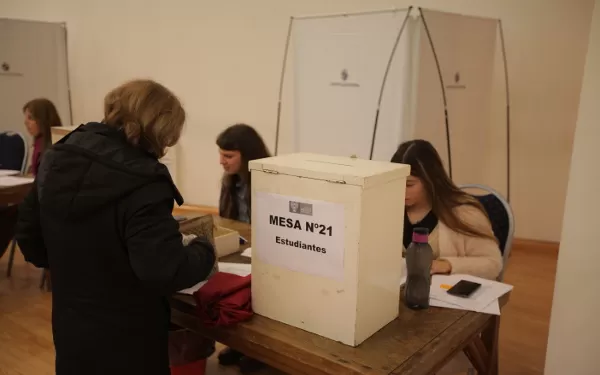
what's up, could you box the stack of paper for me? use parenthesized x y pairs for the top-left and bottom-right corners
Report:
(241, 247), (252, 257)
(178, 262), (252, 295)
(400, 273), (512, 315)
(0, 175), (34, 187)
(429, 274), (512, 315)
(0, 170), (20, 177)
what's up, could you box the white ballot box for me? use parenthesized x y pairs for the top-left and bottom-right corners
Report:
(249, 153), (410, 346)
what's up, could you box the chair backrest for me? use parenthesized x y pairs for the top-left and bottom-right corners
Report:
(459, 184), (514, 281)
(0, 132), (28, 174)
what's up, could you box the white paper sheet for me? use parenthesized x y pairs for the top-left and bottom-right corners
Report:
(400, 273), (511, 315)
(177, 262), (252, 295)
(430, 296), (501, 315)
(0, 176), (34, 187)
(429, 274), (513, 313)
(0, 170), (20, 177)
(241, 247), (252, 257)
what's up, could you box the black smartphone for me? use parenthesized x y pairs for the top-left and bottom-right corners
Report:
(447, 280), (481, 298)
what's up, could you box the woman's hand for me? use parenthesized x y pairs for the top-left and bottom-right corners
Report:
(431, 259), (452, 275)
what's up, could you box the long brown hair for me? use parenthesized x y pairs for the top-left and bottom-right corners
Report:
(391, 139), (495, 241)
(216, 124), (270, 220)
(23, 98), (63, 153)
(103, 79), (185, 159)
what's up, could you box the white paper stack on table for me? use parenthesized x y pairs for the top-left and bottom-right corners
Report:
(399, 271), (512, 315)
(0, 175), (34, 187)
(241, 247), (252, 257)
(0, 170), (20, 177)
(178, 262), (251, 295)
(429, 274), (512, 315)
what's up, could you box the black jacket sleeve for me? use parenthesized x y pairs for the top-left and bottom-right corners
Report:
(15, 181), (49, 268)
(124, 182), (216, 295)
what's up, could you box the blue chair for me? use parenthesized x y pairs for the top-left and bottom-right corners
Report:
(459, 184), (514, 281)
(1, 131), (28, 278)
(0, 131), (28, 174)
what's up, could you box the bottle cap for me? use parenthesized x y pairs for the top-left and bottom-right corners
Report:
(412, 227), (429, 243)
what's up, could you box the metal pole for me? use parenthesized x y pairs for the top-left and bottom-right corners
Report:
(418, 7), (499, 22)
(62, 23), (74, 126)
(274, 17), (294, 156)
(499, 20), (511, 202)
(419, 7), (453, 179)
(369, 6), (413, 160)
(294, 8), (410, 21)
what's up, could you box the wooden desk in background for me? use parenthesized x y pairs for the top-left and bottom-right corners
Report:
(171, 217), (507, 375)
(0, 181), (32, 206)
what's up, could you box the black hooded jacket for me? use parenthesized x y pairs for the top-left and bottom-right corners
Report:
(16, 122), (215, 375)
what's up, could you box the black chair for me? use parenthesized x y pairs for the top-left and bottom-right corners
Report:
(0, 131), (28, 173)
(459, 184), (514, 281)
(0, 132), (28, 278)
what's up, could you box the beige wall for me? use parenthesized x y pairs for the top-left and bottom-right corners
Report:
(545, 0), (600, 372)
(0, 0), (594, 241)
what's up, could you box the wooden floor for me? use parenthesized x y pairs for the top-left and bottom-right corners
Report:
(0, 240), (557, 375)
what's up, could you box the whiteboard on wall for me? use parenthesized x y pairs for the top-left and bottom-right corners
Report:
(291, 10), (411, 161)
(0, 19), (71, 137)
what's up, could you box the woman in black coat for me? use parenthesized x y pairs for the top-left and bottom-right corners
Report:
(16, 79), (216, 375)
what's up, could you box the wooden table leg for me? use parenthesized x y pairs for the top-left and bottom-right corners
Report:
(481, 315), (500, 375)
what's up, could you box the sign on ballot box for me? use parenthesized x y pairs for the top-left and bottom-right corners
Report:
(254, 192), (345, 281)
(250, 153), (410, 347)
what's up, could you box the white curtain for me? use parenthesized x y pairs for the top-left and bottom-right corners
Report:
(413, 10), (502, 189)
(0, 19), (71, 134)
(291, 10), (411, 161)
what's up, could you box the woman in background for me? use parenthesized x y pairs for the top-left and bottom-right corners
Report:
(216, 123), (270, 373)
(217, 123), (270, 224)
(391, 139), (502, 280)
(23, 98), (63, 175)
(16, 80), (216, 375)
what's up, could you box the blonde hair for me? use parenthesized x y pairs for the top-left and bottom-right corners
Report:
(103, 79), (185, 158)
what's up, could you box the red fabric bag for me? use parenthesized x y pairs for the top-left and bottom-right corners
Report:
(193, 272), (253, 327)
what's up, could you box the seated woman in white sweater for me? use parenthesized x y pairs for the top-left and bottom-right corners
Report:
(391, 139), (503, 280)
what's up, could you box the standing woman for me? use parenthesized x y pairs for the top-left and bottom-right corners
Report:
(216, 123), (270, 374)
(23, 98), (63, 176)
(391, 139), (502, 280)
(16, 80), (216, 375)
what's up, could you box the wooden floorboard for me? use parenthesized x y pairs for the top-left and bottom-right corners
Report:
(0, 239), (557, 375)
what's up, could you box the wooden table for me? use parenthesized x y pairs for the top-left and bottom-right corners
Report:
(171, 217), (507, 375)
(0, 180), (32, 206)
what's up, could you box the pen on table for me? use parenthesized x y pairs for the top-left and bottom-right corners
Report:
(239, 236), (248, 244)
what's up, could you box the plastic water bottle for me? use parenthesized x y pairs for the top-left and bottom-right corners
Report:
(404, 227), (433, 309)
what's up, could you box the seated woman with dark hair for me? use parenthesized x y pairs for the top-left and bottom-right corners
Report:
(391, 139), (502, 280)
(392, 139), (503, 374)
(216, 123), (270, 373)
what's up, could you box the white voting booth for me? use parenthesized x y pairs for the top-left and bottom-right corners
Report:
(250, 153), (410, 346)
(275, 7), (510, 199)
